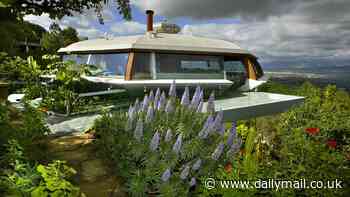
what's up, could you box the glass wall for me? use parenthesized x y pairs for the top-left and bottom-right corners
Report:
(155, 53), (224, 79)
(224, 57), (247, 87)
(88, 53), (128, 77)
(63, 53), (129, 77)
(63, 54), (89, 65)
(133, 53), (152, 79)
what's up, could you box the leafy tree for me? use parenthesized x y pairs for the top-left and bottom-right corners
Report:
(41, 24), (79, 54)
(61, 27), (79, 46)
(0, 0), (131, 20)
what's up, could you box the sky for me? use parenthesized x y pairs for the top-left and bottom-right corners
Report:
(23, 0), (350, 69)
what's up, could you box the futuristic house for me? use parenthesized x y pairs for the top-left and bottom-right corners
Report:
(58, 10), (266, 92)
(57, 10), (305, 120)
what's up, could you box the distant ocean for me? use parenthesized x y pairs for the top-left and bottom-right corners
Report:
(263, 66), (350, 91)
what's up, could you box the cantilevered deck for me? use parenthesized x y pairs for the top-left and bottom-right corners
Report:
(203, 92), (304, 120)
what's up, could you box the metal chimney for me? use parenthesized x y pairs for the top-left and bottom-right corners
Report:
(146, 10), (154, 32)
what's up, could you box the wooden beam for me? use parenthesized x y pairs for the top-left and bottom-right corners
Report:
(125, 52), (135, 80)
(243, 57), (257, 80)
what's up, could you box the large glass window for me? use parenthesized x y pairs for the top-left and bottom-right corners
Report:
(62, 53), (128, 77)
(133, 53), (152, 79)
(156, 54), (224, 79)
(250, 58), (264, 78)
(88, 53), (128, 77)
(63, 54), (89, 65)
(224, 57), (247, 87)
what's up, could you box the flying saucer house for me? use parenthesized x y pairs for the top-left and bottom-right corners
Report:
(57, 10), (304, 120)
(58, 10), (266, 92)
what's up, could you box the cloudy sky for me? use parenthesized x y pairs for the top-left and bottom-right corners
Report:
(24, 0), (350, 68)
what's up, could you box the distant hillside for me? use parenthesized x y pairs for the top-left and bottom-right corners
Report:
(264, 65), (350, 91)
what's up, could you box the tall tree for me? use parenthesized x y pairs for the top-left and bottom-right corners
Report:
(41, 24), (80, 54)
(0, 0), (131, 21)
(61, 27), (79, 46)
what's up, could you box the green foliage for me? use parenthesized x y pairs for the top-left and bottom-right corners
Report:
(1, 140), (80, 197)
(0, 52), (28, 80)
(1, 0), (131, 22)
(0, 53), (94, 114)
(0, 54), (43, 98)
(40, 59), (92, 114)
(211, 81), (350, 196)
(41, 24), (79, 54)
(0, 103), (49, 155)
(0, 18), (46, 57)
(32, 161), (79, 197)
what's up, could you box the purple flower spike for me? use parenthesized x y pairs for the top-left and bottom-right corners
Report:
(199, 90), (204, 102)
(169, 80), (176, 97)
(154, 88), (161, 107)
(189, 177), (196, 187)
(227, 131), (236, 147)
(213, 110), (224, 131)
(157, 91), (166, 111)
(190, 86), (201, 109)
(231, 122), (237, 136)
(165, 129), (173, 142)
(196, 101), (203, 113)
(204, 115), (214, 129)
(228, 138), (242, 156)
(180, 165), (190, 180)
(128, 104), (133, 115)
(181, 86), (190, 106)
(134, 98), (140, 113)
(227, 122), (237, 147)
(172, 134), (182, 154)
(149, 90), (154, 103)
(194, 86), (201, 98)
(142, 95), (149, 112)
(211, 142), (225, 160)
(198, 115), (214, 139)
(161, 168), (171, 182)
(133, 118), (143, 142)
(165, 99), (174, 114)
(192, 159), (202, 171)
(150, 131), (160, 151)
(207, 91), (215, 113)
(218, 122), (225, 136)
(128, 106), (135, 120)
(145, 105), (154, 123)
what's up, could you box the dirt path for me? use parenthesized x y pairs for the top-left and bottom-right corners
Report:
(46, 133), (126, 197)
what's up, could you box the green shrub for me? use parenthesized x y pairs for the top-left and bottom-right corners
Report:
(211, 82), (350, 196)
(1, 140), (80, 197)
(0, 103), (49, 156)
(94, 85), (242, 196)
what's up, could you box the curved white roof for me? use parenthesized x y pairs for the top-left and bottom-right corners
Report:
(58, 33), (252, 55)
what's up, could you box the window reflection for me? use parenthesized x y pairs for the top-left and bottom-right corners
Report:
(133, 53), (151, 79)
(156, 54), (224, 79)
(88, 54), (128, 77)
(63, 53), (128, 77)
(63, 54), (89, 65)
(224, 57), (247, 88)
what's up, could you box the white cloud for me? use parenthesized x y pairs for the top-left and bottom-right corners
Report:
(110, 21), (146, 35)
(24, 0), (350, 67)
(23, 14), (53, 30)
(77, 28), (104, 38)
(133, 0), (350, 66)
(181, 13), (350, 66)
(23, 4), (115, 39)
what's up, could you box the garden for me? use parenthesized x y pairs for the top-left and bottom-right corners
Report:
(1, 1), (349, 196)
(0, 53), (349, 196)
